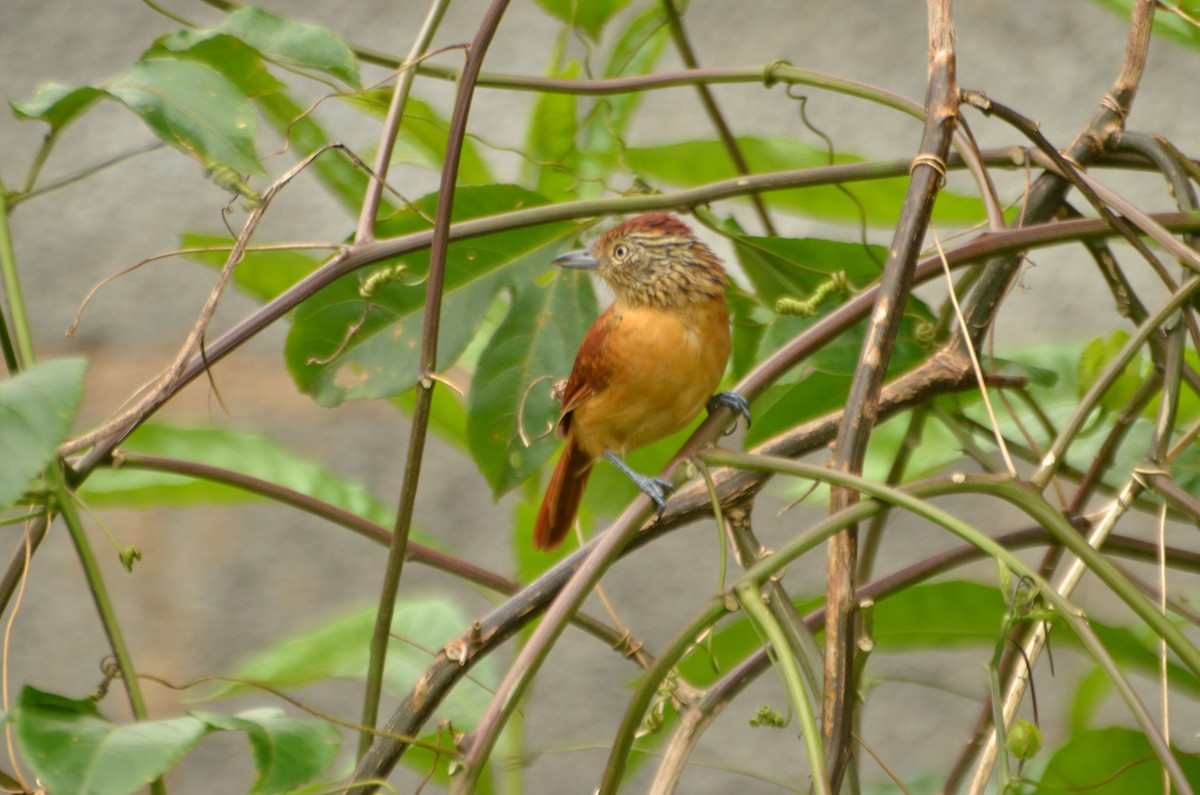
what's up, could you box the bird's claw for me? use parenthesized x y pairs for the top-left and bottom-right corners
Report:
(631, 474), (676, 515)
(707, 391), (752, 435)
(604, 451), (676, 515)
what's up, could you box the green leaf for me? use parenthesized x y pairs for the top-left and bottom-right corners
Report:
(146, 32), (286, 98)
(339, 92), (493, 184)
(214, 7), (360, 87)
(467, 267), (597, 495)
(732, 234), (935, 444)
(0, 358), (87, 510)
(1032, 726), (1200, 793)
(285, 185), (572, 406)
(525, 61), (581, 198)
(204, 599), (495, 727)
(626, 138), (987, 226)
(14, 686), (210, 795)
(9, 82), (106, 130)
(535, 0), (634, 40)
(727, 285), (769, 380)
(736, 235), (884, 305)
(869, 580), (1005, 649)
(105, 60), (264, 175)
(193, 709), (339, 795)
(1077, 330), (1151, 413)
(80, 424), (393, 527)
(1068, 666), (1110, 734)
(179, 232), (320, 302)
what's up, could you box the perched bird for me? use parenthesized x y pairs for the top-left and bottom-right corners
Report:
(533, 212), (749, 550)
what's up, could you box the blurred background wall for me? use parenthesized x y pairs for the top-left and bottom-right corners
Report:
(1, 1), (1197, 792)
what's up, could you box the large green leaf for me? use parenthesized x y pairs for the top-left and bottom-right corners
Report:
(14, 687), (209, 795)
(146, 32), (286, 98)
(626, 138), (987, 226)
(0, 358), (87, 510)
(526, 61), (581, 198)
(733, 235), (934, 445)
(80, 424), (393, 527)
(736, 235), (884, 305)
(467, 267), (597, 496)
(535, 0), (634, 40)
(1032, 726), (1200, 793)
(203, 598), (495, 727)
(179, 232), (321, 302)
(213, 7), (360, 87)
(9, 83), (106, 131)
(1077, 330), (1152, 414)
(193, 709), (339, 795)
(285, 185), (572, 406)
(576, 6), (671, 195)
(105, 60), (264, 175)
(13, 687), (339, 795)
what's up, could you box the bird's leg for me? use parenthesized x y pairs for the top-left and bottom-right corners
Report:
(603, 451), (675, 515)
(707, 391), (752, 433)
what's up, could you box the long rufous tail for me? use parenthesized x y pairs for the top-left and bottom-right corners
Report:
(533, 435), (594, 551)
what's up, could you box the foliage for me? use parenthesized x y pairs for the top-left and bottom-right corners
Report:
(1, 2), (1198, 794)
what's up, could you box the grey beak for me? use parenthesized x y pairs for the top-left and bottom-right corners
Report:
(553, 249), (599, 269)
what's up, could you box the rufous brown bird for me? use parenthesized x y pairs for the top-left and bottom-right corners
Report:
(533, 212), (749, 550)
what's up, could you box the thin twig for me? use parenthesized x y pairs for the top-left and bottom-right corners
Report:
(353, 0), (450, 244)
(60, 144), (349, 456)
(357, 0), (512, 762)
(932, 228), (1016, 475)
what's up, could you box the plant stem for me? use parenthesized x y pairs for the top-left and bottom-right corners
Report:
(56, 487), (146, 721)
(357, 0), (512, 761)
(53, 474), (162, 794)
(735, 581), (831, 794)
(822, 4), (958, 783)
(0, 190), (34, 370)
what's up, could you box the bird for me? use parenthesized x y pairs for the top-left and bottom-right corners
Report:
(533, 212), (750, 551)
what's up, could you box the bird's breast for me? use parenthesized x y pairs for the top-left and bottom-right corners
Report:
(570, 297), (731, 457)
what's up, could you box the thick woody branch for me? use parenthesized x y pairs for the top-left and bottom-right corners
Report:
(822, 2), (957, 786)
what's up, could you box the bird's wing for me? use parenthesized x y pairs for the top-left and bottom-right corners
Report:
(556, 305), (616, 437)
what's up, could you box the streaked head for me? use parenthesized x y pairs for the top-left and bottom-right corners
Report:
(554, 213), (727, 307)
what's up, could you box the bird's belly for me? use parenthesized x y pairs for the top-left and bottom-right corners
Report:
(572, 304), (728, 456)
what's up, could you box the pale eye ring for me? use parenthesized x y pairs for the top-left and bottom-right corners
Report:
(613, 244), (629, 259)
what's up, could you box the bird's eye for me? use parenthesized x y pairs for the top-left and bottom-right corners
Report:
(613, 244), (629, 259)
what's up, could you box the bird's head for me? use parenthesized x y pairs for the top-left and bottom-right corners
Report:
(554, 213), (727, 308)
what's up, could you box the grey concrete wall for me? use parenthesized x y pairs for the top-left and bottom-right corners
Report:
(1, 1), (1197, 793)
